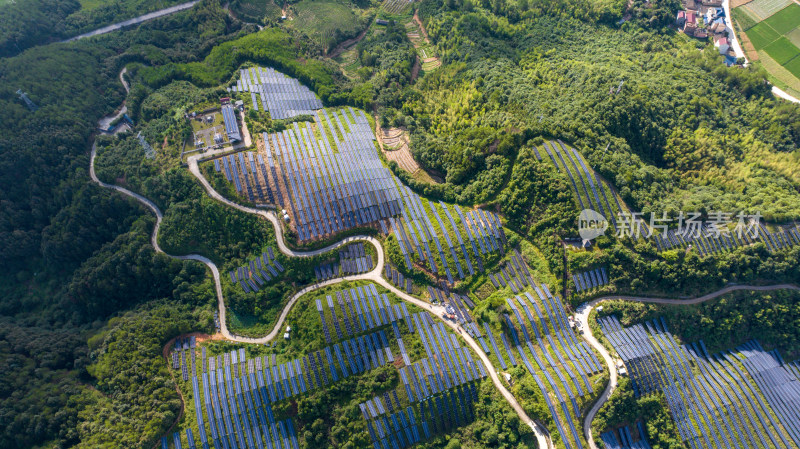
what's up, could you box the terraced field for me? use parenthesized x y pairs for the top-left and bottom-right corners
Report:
(285, 0), (364, 50)
(405, 17), (441, 72)
(231, 0), (282, 22)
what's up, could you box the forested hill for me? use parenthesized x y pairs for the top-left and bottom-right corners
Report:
(0, 0), (799, 447)
(399, 0), (800, 224)
(0, 2), (248, 446)
(0, 0), (189, 57)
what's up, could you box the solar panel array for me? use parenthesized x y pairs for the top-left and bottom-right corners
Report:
(228, 249), (284, 294)
(572, 267), (609, 293)
(229, 67), (324, 120)
(533, 140), (625, 232)
(359, 311), (489, 448)
(173, 337), (197, 382)
(219, 70), (512, 270)
(314, 242), (373, 281)
(599, 315), (800, 449)
(182, 349), (302, 449)
(384, 263), (414, 294)
(600, 421), (652, 449)
(214, 151), (278, 205)
(316, 284), (401, 344)
(394, 197), (507, 278)
(487, 251), (533, 293)
(247, 108), (403, 243)
(220, 104), (242, 142)
(651, 223), (800, 256)
(486, 283), (603, 449)
(179, 327), (404, 449)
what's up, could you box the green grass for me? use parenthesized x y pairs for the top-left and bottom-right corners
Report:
(783, 54), (800, 79)
(762, 3), (800, 34)
(746, 21), (782, 49)
(764, 37), (800, 64)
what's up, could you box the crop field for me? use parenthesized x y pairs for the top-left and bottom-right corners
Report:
(405, 19), (441, 73)
(735, 3), (800, 94)
(764, 37), (800, 65)
(736, 0), (794, 22)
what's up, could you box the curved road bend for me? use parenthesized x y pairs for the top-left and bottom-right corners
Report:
(91, 100), (551, 446)
(576, 283), (800, 449)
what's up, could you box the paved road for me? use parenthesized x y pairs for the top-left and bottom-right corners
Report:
(773, 85), (800, 103)
(62, 1), (199, 42)
(576, 283), (800, 449)
(722, 0), (747, 63)
(90, 77), (551, 447)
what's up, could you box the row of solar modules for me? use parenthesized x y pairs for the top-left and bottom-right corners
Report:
(173, 337), (197, 380)
(533, 140), (623, 232)
(514, 338), (584, 449)
(600, 422), (652, 449)
(736, 340), (800, 447)
(232, 67), (324, 120)
(487, 256), (531, 294)
(214, 151), (277, 205)
(398, 186), (452, 282)
(228, 249), (283, 294)
(653, 223), (800, 256)
(314, 243), (373, 281)
(503, 300), (597, 408)
(397, 342), (487, 405)
(685, 327), (794, 449)
(598, 316), (666, 397)
(363, 384), (479, 449)
(409, 312), (489, 400)
(161, 429), (201, 449)
(229, 67), (321, 109)
(191, 349), (300, 449)
(363, 405), (423, 449)
(496, 286), (603, 373)
(393, 193), (506, 278)
(383, 263), (414, 294)
(653, 224), (751, 257)
(220, 104), (242, 142)
(573, 267), (609, 292)
(316, 284), (413, 343)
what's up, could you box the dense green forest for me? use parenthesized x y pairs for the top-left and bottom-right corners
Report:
(2, 0), (800, 446)
(0, 0), (190, 57)
(0, 1), (252, 446)
(405, 1), (800, 223)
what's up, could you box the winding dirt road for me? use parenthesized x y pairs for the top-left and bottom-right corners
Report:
(576, 283), (800, 449)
